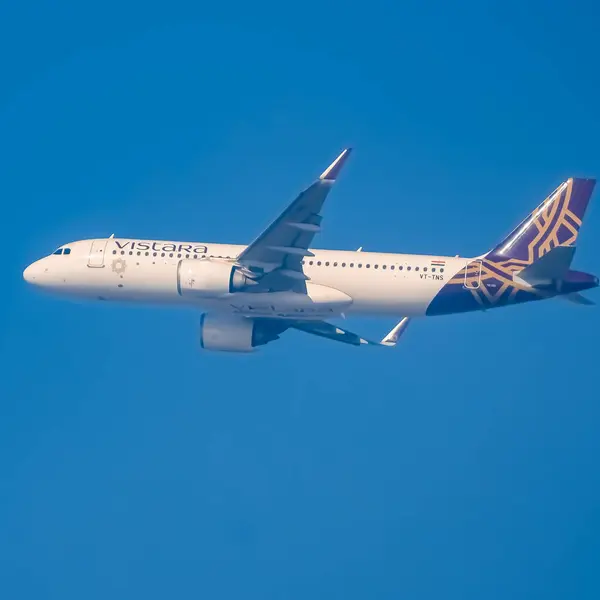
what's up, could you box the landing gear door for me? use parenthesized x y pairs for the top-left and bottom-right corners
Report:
(88, 239), (108, 267)
(463, 260), (482, 289)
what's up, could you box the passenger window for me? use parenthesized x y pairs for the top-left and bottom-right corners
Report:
(391, 265), (395, 270)
(407, 266), (411, 271)
(350, 263), (354, 267)
(415, 267), (419, 272)
(423, 267), (427, 272)
(325, 262), (330, 266)
(398, 266), (402, 270)
(112, 250), (117, 255)
(366, 264), (370, 268)
(382, 265), (386, 269)
(374, 265), (378, 269)
(317, 261), (322, 266)
(333, 262), (338, 267)
(432, 268), (436, 272)
(309, 261), (314, 265)
(440, 268), (445, 273)
(358, 264), (362, 268)
(342, 262), (346, 267)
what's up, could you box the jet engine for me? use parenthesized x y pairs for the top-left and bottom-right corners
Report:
(199, 313), (286, 352)
(177, 259), (257, 298)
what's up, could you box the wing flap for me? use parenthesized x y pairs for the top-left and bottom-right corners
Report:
(290, 317), (411, 347)
(267, 246), (316, 257)
(290, 320), (368, 346)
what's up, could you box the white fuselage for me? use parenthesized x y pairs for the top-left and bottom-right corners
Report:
(23, 238), (469, 319)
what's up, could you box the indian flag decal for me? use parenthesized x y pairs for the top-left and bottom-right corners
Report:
(431, 260), (446, 267)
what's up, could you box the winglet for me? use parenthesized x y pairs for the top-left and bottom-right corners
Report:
(380, 317), (411, 347)
(319, 148), (352, 181)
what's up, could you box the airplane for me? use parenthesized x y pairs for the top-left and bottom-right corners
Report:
(23, 149), (598, 352)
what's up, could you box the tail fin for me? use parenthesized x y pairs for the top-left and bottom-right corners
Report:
(486, 177), (596, 266)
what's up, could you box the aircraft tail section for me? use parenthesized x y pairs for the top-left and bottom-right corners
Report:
(512, 245), (598, 294)
(486, 177), (596, 266)
(514, 245), (576, 286)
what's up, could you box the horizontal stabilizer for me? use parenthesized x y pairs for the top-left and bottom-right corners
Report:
(514, 246), (576, 286)
(558, 292), (596, 306)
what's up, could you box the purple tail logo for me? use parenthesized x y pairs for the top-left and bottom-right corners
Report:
(486, 177), (596, 266)
(427, 177), (597, 316)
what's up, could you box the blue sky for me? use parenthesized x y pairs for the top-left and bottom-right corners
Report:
(2, 1), (600, 598)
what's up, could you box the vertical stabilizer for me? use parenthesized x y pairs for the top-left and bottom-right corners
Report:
(486, 178), (596, 266)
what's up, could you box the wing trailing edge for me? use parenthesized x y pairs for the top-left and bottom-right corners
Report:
(289, 317), (411, 347)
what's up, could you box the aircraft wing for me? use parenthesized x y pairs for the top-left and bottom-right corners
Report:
(236, 148), (352, 292)
(289, 317), (411, 347)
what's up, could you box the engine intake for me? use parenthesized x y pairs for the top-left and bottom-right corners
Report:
(177, 259), (256, 298)
(199, 313), (286, 352)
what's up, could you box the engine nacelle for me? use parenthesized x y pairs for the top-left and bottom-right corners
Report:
(199, 313), (284, 352)
(177, 259), (255, 298)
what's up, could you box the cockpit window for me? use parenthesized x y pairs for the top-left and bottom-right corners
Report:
(64, 248), (71, 255)
(52, 247), (71, 256)
(53, 249), (63, 255)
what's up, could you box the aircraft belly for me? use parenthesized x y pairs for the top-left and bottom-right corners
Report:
(221, 287), (352, 320)
(306, 269), (450, 317)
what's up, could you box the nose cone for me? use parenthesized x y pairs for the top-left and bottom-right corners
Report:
(23, 264), (34, 283)
(23, 261), (42, 284)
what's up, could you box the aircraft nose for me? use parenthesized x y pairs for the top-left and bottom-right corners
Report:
(23, 261), (42, 284)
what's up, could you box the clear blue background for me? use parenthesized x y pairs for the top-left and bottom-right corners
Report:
(2, 1), (599, 598)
